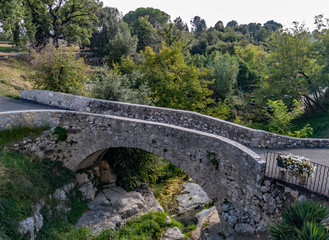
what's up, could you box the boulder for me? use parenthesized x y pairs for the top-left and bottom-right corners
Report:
(176, 183), (212, 214)
(161, 227), (185, 240)
(79, 182), (96, 201)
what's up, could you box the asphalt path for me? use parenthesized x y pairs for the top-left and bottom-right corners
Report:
(251, 147), (329, 166)
(0, 95), (62, 112)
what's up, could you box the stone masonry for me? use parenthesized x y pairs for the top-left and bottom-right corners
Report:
(20, 90), (329, 149)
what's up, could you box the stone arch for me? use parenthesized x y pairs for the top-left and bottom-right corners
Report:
(0, 110), (265, 222)
(48, 111), (265, 212)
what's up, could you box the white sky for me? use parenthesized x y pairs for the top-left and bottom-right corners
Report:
(103, 0), (329, 30)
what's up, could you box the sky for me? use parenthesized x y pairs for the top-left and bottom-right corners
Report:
(103, 0), (329, 30)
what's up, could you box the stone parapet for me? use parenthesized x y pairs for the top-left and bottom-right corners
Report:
(20, 90), (329, 149)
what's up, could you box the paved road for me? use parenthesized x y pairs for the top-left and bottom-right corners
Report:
(0, 95), (62, 112)
(252, 147), (329, 166)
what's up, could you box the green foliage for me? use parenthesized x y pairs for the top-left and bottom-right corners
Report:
(205, 101), (231, 120)
(206, 52), (239, 101)
(90, 7), (137, 64)
(0, 151), (75, 239)
(30, 47), (91, 94)
(106, 148), (164, 191)
(0, 126), (48, 148)
(131, 16), (158, 51)
(141, 42), (213, 112)
(46, 212), (182, 240)
(265, 23), (325, 112)
(269, 200), (329, 240)
(123, 7), (170, 29)
(265, 99), (313, 137)
(66, 189), (89, 224)
(293, 110), (329, 138)
(91, 66), (153, 105)
(53, 126), (68, 142)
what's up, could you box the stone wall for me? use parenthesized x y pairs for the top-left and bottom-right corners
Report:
(0, 110), (270, 235)
(20, 90), (329, 149)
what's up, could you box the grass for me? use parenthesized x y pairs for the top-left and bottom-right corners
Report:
(293, 111), (329, 138)
(0, 46), (21, 53)
(49, 212), (184, 240)
(0, 151), (76, 239)
(0, 56), (33, 97)
(0, 126), (78, 239)
(150, 161), (188, 215)
(0, 126), (49, 148)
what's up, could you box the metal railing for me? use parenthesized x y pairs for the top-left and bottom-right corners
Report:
(265, 151), (329, 196)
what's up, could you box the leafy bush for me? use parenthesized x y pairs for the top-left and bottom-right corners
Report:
(265, 99), (313, 137)
(91, 66), (153, 105)
(269, 200), (329, 240)
(30, 46), (91, 94)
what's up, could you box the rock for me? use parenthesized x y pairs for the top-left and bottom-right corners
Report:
(76, 185), (164, 234)
(191, 206), (221, 240)
(264, 180), (271, 186)
(76, 173), (89, 185)
(234, 223), (255, 235)
(165, 216), (172, 223)
(284, 187), (291, 193)
(290, 190), (299, 199)
(76, 210), (120, 233)
(297, 195), (307, 202)
(53, 188), (66, 201)
(79, 182), (96, 201)
(260, 186), (271, 193)
(176, 183), (212, 214)
(18, 212), (43, 240)
(136, 184), (164, 213)
(99, 160), (117, 184)
(88, 192), (112, 211)
(161, 227), (185, 240)
(222, 204), (229, 212)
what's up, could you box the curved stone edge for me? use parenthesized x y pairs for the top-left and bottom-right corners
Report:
(20, 90), (329, 149)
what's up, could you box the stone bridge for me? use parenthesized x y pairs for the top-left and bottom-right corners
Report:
(1, 90), (329, 237)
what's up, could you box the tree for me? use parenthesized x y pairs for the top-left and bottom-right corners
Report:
(131, 16), (157, 51)
(265, 23), (324, 111)
(264, 20), (282, 32)
(91, 67), (152, 105)
(190, 16), (207, 33)
(264, 100), (313, 137)
(214, 20), (224, 32)
(30, 46), (91, 94)
(234, 44), (268, 92)
(89, 7), (137, 64)
(0, 0), (26, 45)
(10, 0), (101, 48)
(173, 17), (187, 31)
(226, 20), (238, 28)
(141, 42), (213, 111)
(123, 7), (170, 29)
(206, 52), (239, 101)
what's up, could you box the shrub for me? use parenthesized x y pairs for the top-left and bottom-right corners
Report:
(30, 46), (91, 94)
(265, 99), (313, 137)
(269, 200), (329, 239)
(91, 67), (153, 105)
